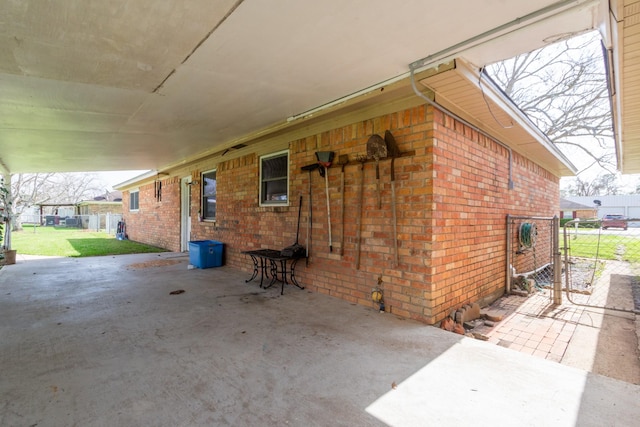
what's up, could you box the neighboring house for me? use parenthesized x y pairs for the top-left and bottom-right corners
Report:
(77, 191), (123, 230)
(77, 191), (123, 216)
(559, 198), (597, 220)
(563, 195), (640, 224)
(117, 59), (574, 325)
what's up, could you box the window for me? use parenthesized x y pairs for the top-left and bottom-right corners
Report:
(260, 150), (289, 205)
(129, 190), (139, 211)
(201, 170), (217, 220)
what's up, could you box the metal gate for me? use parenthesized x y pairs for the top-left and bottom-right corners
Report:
(506, 215), (562, 304)
(561, 218), (639, 313)
(506, 215), (639, 313)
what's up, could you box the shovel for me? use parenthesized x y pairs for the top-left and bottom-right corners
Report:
(385, 130), (401, 267)
(301, 163), (319, 265)
(367, 134), (387, 209)
(281, 195), (305, 258)
(316, 151), (335, 252)
(337, 154), (349, 256)
(355, 154), (366, 269)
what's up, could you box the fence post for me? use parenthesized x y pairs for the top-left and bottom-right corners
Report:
(552, 215), (562, 305)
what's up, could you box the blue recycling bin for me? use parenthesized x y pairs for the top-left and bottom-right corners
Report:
(189, 240), (224, 268)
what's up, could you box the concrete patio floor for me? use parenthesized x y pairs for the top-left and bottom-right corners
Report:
(1, 253), (639, 426)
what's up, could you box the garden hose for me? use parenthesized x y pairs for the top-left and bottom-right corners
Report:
(519, 222), (536, 248)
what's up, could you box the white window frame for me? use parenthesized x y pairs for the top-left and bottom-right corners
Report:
(259, 150), (289, 207)
(129, 190), (139, 211)
(201, 169), (217, 221)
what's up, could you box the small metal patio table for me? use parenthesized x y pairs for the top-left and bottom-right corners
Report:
(241, 249), (305, 295)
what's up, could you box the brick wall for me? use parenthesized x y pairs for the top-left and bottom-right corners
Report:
(123, 103), (559, 324)
(123, 177), (182, 251)
(427, 109), (558, 322)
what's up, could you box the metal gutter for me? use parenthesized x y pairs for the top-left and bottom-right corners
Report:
(410, 0), (601, 71)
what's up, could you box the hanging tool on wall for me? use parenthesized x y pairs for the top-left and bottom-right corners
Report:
(154, 178), (162, 202)
(337, 154), (349, 256)
(316, 151), (335, 252)
(366, 134), (387, 209)
(281, 195), (306, 257)
(301, 163), (319, 265)
(355, 154), (366, 269)
(385, 130), (401, 267)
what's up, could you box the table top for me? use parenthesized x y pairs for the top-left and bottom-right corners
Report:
(242, 248), (303, 260)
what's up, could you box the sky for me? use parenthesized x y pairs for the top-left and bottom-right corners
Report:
(96, 170), (150, 190)
(487, 31), (639, 194)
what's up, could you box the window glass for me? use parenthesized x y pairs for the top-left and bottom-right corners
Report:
(129, 190), (139, 211)
(260, 151), (288, 205)
(201, 170), (217, 220)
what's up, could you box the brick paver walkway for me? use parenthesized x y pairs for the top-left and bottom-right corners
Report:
(473, 291), (582, 362)
(474, 264), (637, 366)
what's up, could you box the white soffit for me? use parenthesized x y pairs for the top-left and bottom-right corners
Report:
(419, 60), (577, 177)
(614, 0), (640, 173)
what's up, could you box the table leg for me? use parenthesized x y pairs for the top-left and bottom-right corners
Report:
(264, 259), (279, 289)
(245, 254), (259, 283)
(258, 257), (267, 288)
(289, 258), (305, 290)
(280, 259), (288, 295)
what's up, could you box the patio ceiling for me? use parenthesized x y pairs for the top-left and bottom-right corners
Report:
(0, 0), (636, 176)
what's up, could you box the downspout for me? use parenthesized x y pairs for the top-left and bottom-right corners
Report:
(409, 66), (514, 190)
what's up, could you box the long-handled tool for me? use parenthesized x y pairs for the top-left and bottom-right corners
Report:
(316, 151), (335, 252)
(301, 163), (319, 265)
(385, 130), (401, 267)
(355, 154), (366, 269)
(281, 195), (306, 257)
(367, 134), (387, 209)
(337, 154), (349, 256)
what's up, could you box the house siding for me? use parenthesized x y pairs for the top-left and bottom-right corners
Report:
(122, 103), (559, 324)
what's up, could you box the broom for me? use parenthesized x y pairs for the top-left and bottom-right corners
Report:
(281, 195), (306, 257)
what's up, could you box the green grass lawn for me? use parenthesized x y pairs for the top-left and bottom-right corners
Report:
(9, 225), (167, 257)
(564, 233), (640, 263)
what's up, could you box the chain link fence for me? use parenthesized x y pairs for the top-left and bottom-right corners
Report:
(506, 215), (639, 312)
(506, 216), (561, 302)
(18, 213), (123, 235)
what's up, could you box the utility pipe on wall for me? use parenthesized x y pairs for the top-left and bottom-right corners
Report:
(409, 66), (514, 190)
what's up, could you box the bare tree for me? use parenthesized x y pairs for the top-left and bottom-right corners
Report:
(560, 173), (620, 197)
(8, 173), (107, 230)
(485, 31), (615, 175)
